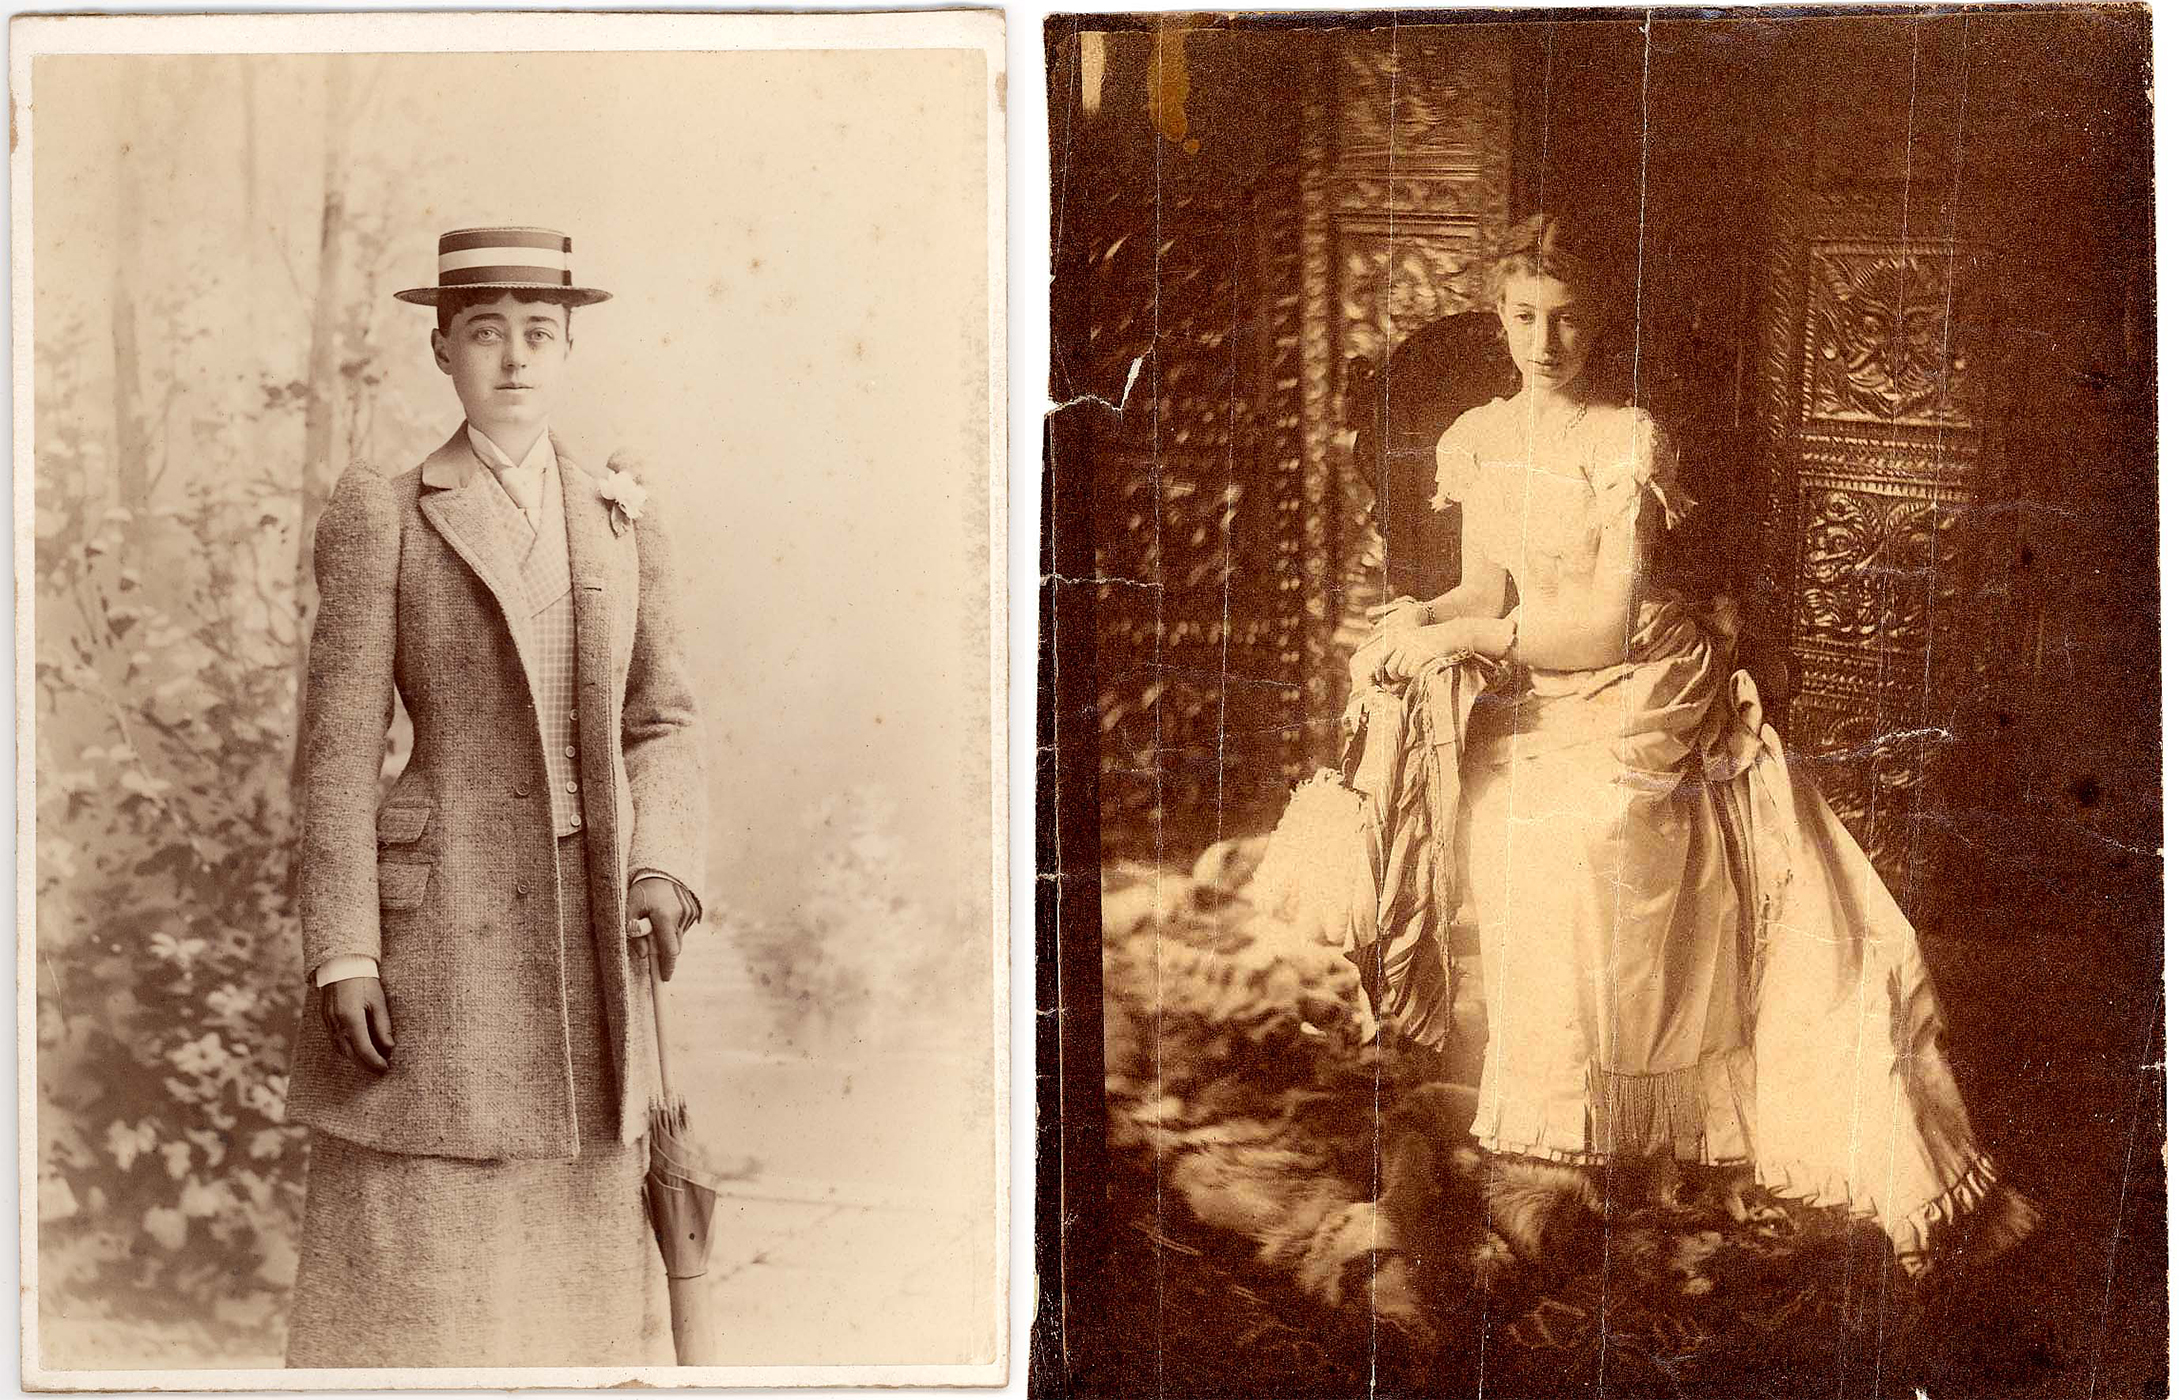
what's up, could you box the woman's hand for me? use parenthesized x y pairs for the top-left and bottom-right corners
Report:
(321, 976), (395, 1074)
(1377, 620), (1473, 682)
(1366, 597), (1432, 633)
(628, 877), (695, 981)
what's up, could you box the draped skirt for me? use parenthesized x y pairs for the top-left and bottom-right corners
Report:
(1455, 598), (1995, 1263)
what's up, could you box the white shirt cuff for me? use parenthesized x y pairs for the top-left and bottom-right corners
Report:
(314, 954), (380, 988)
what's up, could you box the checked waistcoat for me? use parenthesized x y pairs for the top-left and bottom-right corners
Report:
(476, 456), (585, 838)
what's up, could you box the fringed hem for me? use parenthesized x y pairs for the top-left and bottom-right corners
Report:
(1474, 1048), (1756, 1166)
(1471, 1138), (1614, 1168)
(1750, 1151), (2000, 1273)
(1590, 1050), (1754, 1161)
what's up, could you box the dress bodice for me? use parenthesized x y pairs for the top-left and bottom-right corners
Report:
(1432, 397), (1691, 594)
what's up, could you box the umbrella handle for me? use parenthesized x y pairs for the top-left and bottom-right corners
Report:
(638, 917), (676, 1106)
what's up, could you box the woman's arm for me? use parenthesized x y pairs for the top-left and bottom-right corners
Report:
(1380, 508), (1512, 628)
(1364, 528), (1515, 686)
(297, 466), (400, 977)
(1385, 478), (1659, 674)
(1416, 564), (1512, 624)
(620, 472), (709, 920)
(297, 467), (401, 1073)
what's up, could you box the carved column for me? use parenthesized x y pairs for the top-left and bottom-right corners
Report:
(1296, 59), (1338, 766)
(1329, 29), (1513, 366)
(1746, 17), (2007, 912)
(1058, 25), (1324, 855)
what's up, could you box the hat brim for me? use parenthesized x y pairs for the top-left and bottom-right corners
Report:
(395, 284), (613, 307)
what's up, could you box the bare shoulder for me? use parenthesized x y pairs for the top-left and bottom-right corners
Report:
(1606, 402), (1670, 443)
(1589, 400), (1654, 433)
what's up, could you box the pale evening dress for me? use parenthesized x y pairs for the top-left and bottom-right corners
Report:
(1435, 395), (1996, 1265)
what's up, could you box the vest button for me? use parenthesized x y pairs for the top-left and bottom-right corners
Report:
(515, 881), (531, 898)
(570, 813), (583, 829)
(515, 783), (531, 798)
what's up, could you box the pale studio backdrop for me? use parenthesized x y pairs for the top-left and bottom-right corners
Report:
(29, 45), (998, 1370)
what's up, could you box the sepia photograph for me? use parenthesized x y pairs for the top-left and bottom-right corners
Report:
(1037, 7), (2161, 1398)
(18, 9), (1005, 1388)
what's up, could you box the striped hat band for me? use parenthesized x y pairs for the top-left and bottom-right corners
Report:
(395, 226), (611, 306)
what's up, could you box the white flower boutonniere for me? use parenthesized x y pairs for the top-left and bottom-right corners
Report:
(597, 459), (649, 536)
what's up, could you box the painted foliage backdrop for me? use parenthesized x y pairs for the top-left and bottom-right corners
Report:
(31, 49), (995, 1363)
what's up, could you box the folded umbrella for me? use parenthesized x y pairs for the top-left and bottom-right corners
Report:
(634, 921), (730, 1365)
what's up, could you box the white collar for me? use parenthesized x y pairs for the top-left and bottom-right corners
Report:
(465, 423), (556, 477)
(466, 424), (557, 521)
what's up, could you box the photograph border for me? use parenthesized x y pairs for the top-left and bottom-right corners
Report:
(1026, 6), (2171, 1397)
(12, 8), (1010, 1390)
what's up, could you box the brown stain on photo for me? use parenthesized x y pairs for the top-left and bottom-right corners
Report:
(1147, 19), (1200, 156)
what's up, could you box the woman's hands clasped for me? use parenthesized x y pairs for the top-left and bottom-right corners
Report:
(1351, 601), (1475, 691)
(1365, 596), (1432, 633)
(1375, 620), (1474, 683)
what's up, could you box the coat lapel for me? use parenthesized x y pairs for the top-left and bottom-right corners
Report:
(417, 425), (533, 649)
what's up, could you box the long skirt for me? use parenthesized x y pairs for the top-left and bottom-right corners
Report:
(285, 833), (671, 1369)
(1455, 600), (1994, 1264)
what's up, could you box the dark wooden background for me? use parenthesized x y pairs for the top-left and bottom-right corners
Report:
(1038, 9), (2160, 1397)
(1048, 9), (2155, 913)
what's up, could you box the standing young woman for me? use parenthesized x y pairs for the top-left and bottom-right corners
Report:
(1360, 213), (2036, 1273)
(284, 230), (707, 1366)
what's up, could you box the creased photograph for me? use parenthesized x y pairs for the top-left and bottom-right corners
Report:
(1035, 8), (2161, 1398)
(18, 10), (1006, 1389)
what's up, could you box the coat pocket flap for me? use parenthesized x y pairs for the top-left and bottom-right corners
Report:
(378, 861), (431, 910)
(377, 805), (431, 845)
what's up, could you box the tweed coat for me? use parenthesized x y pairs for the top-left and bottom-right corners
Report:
(286, 425), (707, 1161)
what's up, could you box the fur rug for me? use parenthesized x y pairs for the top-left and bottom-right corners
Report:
(1100, 845), (2074, 1396)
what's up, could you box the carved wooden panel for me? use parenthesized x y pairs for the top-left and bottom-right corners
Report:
(1795, 488), (1971, 654)
(1786, 478), (1978, 890)
(1337, 31), (1515, 171)
(1053, 28), (1318, 856)
(1744, 36), (2013, 910)
(1337, 232), (1492, 367)
(1065, 22), (1519, 844)
(1297, 76), (1339, 768)
(1313, 28), (1515, 717)
(1803, 242), (1986, 430)
(1783, 697), (1933, 884)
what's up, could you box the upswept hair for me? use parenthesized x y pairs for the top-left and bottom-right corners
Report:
(1484, 212), (1613, 307)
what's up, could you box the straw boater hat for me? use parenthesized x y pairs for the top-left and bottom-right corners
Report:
(394, 226), (612, 306)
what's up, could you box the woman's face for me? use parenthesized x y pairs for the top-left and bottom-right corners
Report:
(1497, 271), (1594, 392)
